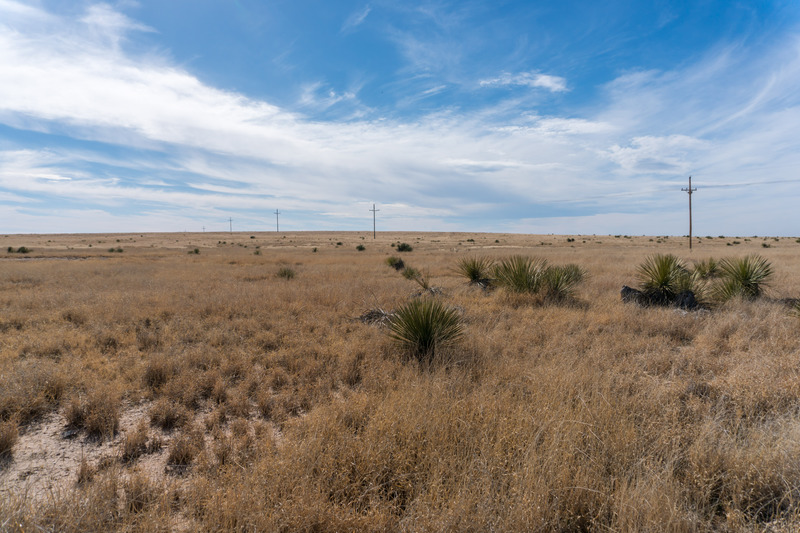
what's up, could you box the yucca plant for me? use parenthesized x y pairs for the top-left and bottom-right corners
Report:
(388, 299), (463, 362)
(402, 266), (430, 290)
(455, 256), (494, 287)
(493, 255), (548, 294)
(714, 254), (773, 301)
(542, 264), (586, 301)
(636, 254), (690, 305)
(692, 258), (719, 279)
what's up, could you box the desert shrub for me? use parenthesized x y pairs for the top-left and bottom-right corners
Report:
(455, 256), (494, 287)
(714, 254), (773, 301)
(7, 246), (31, 253)
(397, 242), (413, 252)
(636, 254), (690, 305)
(388, 298), (463, 362)
(0, 418), (18, 459)
(188, 248), (200, 254)
(493, 255), (548, 294)
(386, 256), (405, 270)
(542, 263), (586, 301)
(356, 244), (366, 251)
(276, 267), (296, 279)
(402, 266), (430, 290)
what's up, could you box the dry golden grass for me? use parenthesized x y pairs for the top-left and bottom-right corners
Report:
(1, 231), (800, 531)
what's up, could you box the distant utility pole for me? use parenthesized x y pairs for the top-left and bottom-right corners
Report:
(229, 217), (233, 233)
(202, 226), (205, 232)
(275, 209), (281, 232)
(681, 176), (697, 250)
(370, 204), (379, 239)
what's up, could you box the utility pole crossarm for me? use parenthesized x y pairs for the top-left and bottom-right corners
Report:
(681, 176), (698, 250)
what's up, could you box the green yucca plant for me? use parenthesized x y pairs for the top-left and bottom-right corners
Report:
(636, 254), (690, 305)
(388, 299), (463, 362)
(692, 258), (719, 279)
(542, 264), (586, 301)
(455, 256), (494, 287)
(402, 266), (431, 290)
(493, 255), (548, 294)
(714, 254), (773, 301)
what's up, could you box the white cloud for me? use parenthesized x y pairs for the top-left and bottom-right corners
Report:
(479, 71), (568, 92)
(341, 5), (371, 33)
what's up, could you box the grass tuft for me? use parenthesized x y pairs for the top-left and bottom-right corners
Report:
(0, 419), (18, 459)
(276, 267), (296, 279)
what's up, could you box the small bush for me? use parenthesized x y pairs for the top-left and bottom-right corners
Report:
(636, 254), (690, 305)
(396, 243), (413, 252)
(455, 256), (494, 287)
(402, 266), (430, 290)
(188, 248), (200, 255)
(312, 247), (318, 252)
(386, 256), (405, 270)
(8, 246), (31, 254)
(356, 244), (366, 251)
(493, 255), (548, 294)
(388, 298), (464, 362)
(714, 254), (773, 301)
(542, 264), (586, 301)
(277, 267), (296, 279)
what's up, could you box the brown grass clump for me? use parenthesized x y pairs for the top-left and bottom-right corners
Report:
(0, 418), (18, 459)
(65, 387), (120, 439)
(1, 231), (800, 531)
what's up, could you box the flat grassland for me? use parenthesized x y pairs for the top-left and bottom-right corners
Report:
(1, 231), (799, 531)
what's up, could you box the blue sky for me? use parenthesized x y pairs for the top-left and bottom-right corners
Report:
(1, 0), (799, 235)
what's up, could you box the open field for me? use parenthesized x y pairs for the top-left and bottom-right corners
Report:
(2, 231), (800, 531)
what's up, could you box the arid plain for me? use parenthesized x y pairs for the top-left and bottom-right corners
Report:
(1, 231), (800, 531)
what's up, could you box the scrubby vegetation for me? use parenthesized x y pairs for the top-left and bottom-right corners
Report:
(1, 232), (799, 531)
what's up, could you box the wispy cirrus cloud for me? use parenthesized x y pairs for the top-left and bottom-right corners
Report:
(479, 71), (568, 92)
(341, 4), (371, 33)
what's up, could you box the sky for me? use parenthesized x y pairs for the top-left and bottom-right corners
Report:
(1, 0), (799, 236)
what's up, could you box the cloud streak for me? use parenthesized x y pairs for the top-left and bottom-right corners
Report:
(479, 71), (568, 92)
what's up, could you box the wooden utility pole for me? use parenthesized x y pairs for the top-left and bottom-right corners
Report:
(229, 217), (233, 233)
(681, 176), (697, 250)
(370, 204), (379, 239)
(275, 210), (281, 232)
